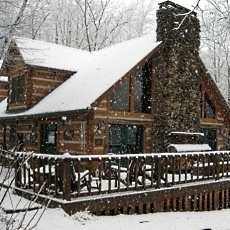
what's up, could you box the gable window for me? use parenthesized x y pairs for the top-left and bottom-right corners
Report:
(111, 78), (130, 111)
(11, 76), (25, 102)
(135, 65), (152, 113)
(204, 94), (215, 118)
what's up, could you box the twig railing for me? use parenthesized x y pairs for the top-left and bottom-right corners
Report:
(2, 151), (230, 201)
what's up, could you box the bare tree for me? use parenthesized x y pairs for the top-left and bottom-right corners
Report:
(73, 0), (129, 51)
(0, 149), (49, 230)
(200, 0), (230, 102)
(0, 0), (155, 53)
(22, 0), (51, 40)
(0, 0), (29, 60)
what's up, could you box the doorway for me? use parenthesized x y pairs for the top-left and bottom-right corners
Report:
(40, 124), (57, 154)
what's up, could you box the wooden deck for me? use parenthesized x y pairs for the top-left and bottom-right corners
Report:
(1, 150), (230, 215)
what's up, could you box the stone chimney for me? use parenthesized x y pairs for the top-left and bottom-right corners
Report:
(152, 1), (202, 152)
(156, 1), (200, 51)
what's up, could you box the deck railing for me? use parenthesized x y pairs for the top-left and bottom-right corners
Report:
(2, 151), (230, 201)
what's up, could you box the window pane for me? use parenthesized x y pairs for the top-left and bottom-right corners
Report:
(11, 79), (17, 102)
(11, 77), (25, 102)
(135, 66), (151, 113)
(127, 126), (137, 145)
(111, 79), (129, 111)
(204, 95), (215, 118)
(108, 125), (143, 155)
(47, 131), (55, 144)
(135, 71), (143, 112)
(18, 78), (25, 101)
(109, 126), (122, 145)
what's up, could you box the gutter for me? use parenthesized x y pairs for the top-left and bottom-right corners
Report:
(0, 108), (91, 121)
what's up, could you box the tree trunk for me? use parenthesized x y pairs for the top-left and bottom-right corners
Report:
(0, 0), (28, 60)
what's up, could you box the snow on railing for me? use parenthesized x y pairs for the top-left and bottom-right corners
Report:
(12, 150), (230, 160)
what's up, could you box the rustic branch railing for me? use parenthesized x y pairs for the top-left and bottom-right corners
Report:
(2, 151), (230, 201)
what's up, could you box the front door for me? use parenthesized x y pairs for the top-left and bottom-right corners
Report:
(109, 124), (143, 154)
(41, 124), (57, 154)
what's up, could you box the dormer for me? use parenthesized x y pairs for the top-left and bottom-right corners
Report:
(2, 37), (89, 113)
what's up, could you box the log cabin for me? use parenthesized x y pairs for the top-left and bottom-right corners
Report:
(0, 1), (229, 155)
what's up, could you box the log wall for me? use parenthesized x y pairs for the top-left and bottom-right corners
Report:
(0, 81), (8, 101)
(57, 118), (87, 154)
(0, 112), (91, 154)
(29, 67), (73, 107)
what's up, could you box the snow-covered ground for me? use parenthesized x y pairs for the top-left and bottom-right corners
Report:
(23, 208), (230, 230)
(1, 165), (230, 230)
(1, 186), (230, 230)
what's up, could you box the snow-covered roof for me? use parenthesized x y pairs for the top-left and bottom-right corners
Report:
(14, 37), (90, 72)
(0, 60), (8, 82)
(169, 132), (204, 136)
(0, 34), (160, 118)
(0, 76), (8, 82)
(168, 144), (212, 152)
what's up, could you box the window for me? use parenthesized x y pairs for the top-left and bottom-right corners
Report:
(108, 125), (143, 154)
(135, 65), (152, 113)
(111, 78), (130, 111)
(109, 125), (122, 147)
(205, 96), (215, 118)
(11, 77), (25, 102)
(63, 129), (75, 141)
(201, 94), (216, 118)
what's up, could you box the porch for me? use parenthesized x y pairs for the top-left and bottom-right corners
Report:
(1, 150), (230, 215)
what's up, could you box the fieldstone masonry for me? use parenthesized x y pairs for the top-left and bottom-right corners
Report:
(152, 1), (202, 152)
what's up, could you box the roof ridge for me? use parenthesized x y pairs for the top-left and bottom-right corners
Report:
(95, 33), (154, 54)
(14, 36), (90, 54)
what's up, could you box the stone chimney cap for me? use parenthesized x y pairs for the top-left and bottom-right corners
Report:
(159, 1), (197, 16)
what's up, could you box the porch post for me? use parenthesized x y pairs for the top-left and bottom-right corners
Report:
(15, 155), (22, 188)
(63, 159), (71, 201)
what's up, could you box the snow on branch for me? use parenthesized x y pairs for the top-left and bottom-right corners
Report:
(173, 0), (201, 30)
